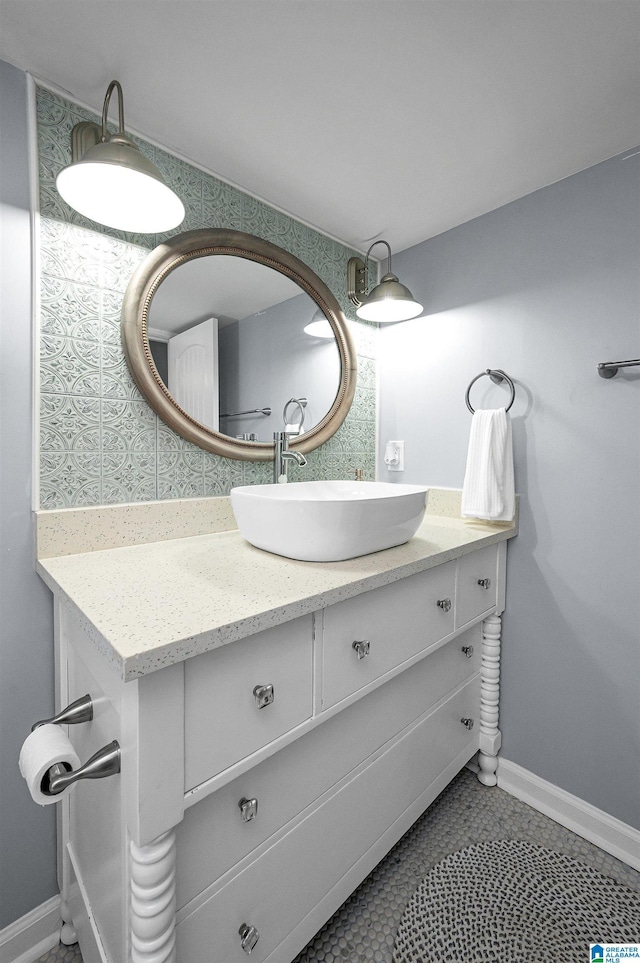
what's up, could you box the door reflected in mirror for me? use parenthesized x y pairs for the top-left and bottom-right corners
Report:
(147, 254), (341, 443)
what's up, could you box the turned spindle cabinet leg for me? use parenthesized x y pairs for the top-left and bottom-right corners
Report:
(477, 613), (502, 787)
(130, 829), (177, 963)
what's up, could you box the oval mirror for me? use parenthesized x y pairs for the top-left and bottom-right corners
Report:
(121, 229), (357, 461)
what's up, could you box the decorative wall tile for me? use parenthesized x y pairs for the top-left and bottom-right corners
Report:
(36, 85), (377, 508)
(40, 222), (102, 288)
(154, 151), (203, 200)
(241, 460), (275, 487)
(102, 452), (157, 504)
(351, 386), (376, 422)
(100, 288), (126, 344)
(40, 394), (101, 451)
(356, 356), (376, 390)
(202, 181), (244, 231)
(101, 400), (157, 451)
(40, 452), (102, 508)
(351, 320), (377, 360)
(40, 275), (101, 340)
(40, 335), (101, 397)
(157, 423), (196, 451)
(100, 238), (148, 294)
(203, 454), (244, 495)
(101, 357), (143, 401)
(158, 451), (204, 499)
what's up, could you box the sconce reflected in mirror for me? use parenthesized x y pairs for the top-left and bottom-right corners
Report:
(347, 239), (422, 323)
(56, 80), (185, 233)
(304, 308), (335, 339)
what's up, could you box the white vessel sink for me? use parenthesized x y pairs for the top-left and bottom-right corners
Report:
(230, 480), (428, 562)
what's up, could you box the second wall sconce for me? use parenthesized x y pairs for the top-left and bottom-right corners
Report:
(56, 80), (185, 234)
(347, 240), (422, 323)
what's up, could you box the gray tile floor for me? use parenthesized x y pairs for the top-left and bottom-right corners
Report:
(37, 769), (639, 963)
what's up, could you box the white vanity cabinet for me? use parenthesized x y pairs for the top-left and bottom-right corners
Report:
(33, 490), (517, 963)
(44, 529), (509, 963)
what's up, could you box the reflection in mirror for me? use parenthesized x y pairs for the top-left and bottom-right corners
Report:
(121, 229), (357, 461)
(147, 256), (341, 442)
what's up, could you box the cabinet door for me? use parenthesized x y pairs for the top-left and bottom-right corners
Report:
(322, 562), (456, 708)
(184, 616), (313, 790)
(456, 545), (498, 628)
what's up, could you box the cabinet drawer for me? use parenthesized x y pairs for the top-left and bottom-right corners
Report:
(456, 545), (499, 628)
(176, 629), (480, 907)
(176, 676), (479, 962)
(184, 617), (313, 790)
(322, 562), (456, 709)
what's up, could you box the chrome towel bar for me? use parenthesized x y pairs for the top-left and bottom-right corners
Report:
(220, 406), (271, 418)
(597, 358), (640, 378)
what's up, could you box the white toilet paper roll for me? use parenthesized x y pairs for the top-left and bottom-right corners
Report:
(19, 724), (81, 806)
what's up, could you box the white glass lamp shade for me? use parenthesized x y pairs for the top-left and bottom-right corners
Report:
(56, 137), (185, 234)
(355, 273), (423, 323)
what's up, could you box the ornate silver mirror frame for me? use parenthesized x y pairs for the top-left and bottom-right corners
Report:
(121, 229), (357, 461)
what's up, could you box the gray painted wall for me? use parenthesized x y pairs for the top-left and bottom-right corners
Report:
(0, 61), (57, 928)
(378, 150), (640, 828)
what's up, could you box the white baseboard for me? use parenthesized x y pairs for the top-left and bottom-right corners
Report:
(498, 758), (640, 872)
(0, 895), (60, 963)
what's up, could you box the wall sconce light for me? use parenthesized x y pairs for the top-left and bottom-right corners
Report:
(56, 80), (185, 234)
(303, 308), (335, 338)
(347, 240), (422, 323)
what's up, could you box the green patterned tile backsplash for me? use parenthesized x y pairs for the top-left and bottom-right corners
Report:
(37, 86), (377, 508)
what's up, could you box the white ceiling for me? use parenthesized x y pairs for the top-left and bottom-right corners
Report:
(1, 0), (639, 253)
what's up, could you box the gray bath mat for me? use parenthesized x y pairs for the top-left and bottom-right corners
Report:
(393, 839), (640, 963)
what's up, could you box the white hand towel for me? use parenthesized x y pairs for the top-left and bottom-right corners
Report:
(461, 408), (515, 521)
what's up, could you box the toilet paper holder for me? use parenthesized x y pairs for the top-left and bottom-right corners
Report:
(43, 741), (121, 797)
(32, 693), (94, 731)
(31, 694), (121, 796)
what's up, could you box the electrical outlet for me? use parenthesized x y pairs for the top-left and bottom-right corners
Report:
(384, 440), (405, 472)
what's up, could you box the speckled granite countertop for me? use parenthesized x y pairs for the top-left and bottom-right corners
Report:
(36, 492), (517, 681)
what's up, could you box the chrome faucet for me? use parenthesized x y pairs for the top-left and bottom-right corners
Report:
(273, 431), (307, 483)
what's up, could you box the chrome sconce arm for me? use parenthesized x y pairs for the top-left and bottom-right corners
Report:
(68, 80), (129, 162)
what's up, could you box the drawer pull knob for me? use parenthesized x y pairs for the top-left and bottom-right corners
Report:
(460, 717), (475, 730)
(437, 598), (452, 613)
(253, 683), (275, 709)
(239, 923), (260, 954)
(461, 645), (474, 658)
(238, 797), (258, 822)
(477, 577), (491, 589)
(352, 639), (371, 660)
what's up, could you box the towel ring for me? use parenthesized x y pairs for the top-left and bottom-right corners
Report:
(282, 397), (307, 431)
(465, 369), (515, 414)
